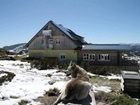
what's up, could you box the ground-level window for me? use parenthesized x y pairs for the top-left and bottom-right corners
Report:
(83, 53), (95, 61)
(98, 54), (110, 61)
(59, 54), (66, 60)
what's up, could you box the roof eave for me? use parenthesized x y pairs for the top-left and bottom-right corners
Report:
(26, 20), (53, 47)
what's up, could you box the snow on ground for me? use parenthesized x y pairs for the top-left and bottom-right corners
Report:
(0, 73), (7, 78)
(87, 72), (121, 80)
(0, 60), (67, 105)
(93, 85), (112, 93)
(0, 60), (113, 105)
(87, 72), (96, 77)
(105, 74), (121, 80)
(99, 74), (121, 80)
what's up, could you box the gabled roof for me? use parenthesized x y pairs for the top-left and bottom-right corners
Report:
(26, 22), (49, 47)
(50, 21), (87, 44)
(51, 21), (85, 42)
(82, 44), (131, 51)
(26, 20), (86, 47)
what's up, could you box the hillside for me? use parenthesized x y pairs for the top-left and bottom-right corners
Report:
(130, 44), (140, 56)
(3, 43), (27, 54)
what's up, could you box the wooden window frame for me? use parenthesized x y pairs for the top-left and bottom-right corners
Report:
(55, 38), (61, 45)
(98, 54), (110, 61)
(83, 53), (95, 61)
(59, 54), (66, 60)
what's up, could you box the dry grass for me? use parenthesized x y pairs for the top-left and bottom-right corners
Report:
(0, 71), (15, 85)
(36, 95), (57, 105)
(90, 75), (121, 92)
(35, 75), (140, 105)
(35, 88), (59, 105)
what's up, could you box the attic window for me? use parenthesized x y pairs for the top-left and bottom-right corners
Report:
(42, 30), (52, 36)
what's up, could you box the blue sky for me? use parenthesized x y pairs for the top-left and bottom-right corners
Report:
(0, 0), (140, 47)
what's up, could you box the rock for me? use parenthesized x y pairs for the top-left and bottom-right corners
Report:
(48, 80), (56, 85)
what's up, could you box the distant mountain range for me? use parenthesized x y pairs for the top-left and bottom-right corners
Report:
(130, 44), (140, 56)
(131, 44), (140, 51)
(2, 43), (140, 55)
(3, 43), (27, 54)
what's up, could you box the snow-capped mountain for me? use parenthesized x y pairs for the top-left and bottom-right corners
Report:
(3, 43), (27, 54)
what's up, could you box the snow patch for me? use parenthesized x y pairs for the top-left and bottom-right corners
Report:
(106, 74), (121, 80)
(98, 74), (121, 80)
(0, 60), (114, 105)
(0, 73), (7, 78)
(0, 60), (67, 105)
(93, 85), (112, 93)
(42, 30), (52, 36)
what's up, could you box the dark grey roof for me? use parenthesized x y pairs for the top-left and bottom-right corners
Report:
(121, 71), (140, 80)
(82, 44), (131, 51)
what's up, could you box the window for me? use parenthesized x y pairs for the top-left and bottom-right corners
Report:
(98, 54), (110, 61)
(83, 53), (95, 61)
(42, 30), (52, 36)
(83, 53), (88, 60)
(55, 39), (61, 45)
(48, 39), (53, 44)
(90, 54), (95, 61)
(41, 39), (44, 44)
(59, 54), (66, 60)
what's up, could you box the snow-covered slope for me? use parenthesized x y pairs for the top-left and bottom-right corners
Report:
(0, 60), (113, 105)
(0, 60), (67, 105)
